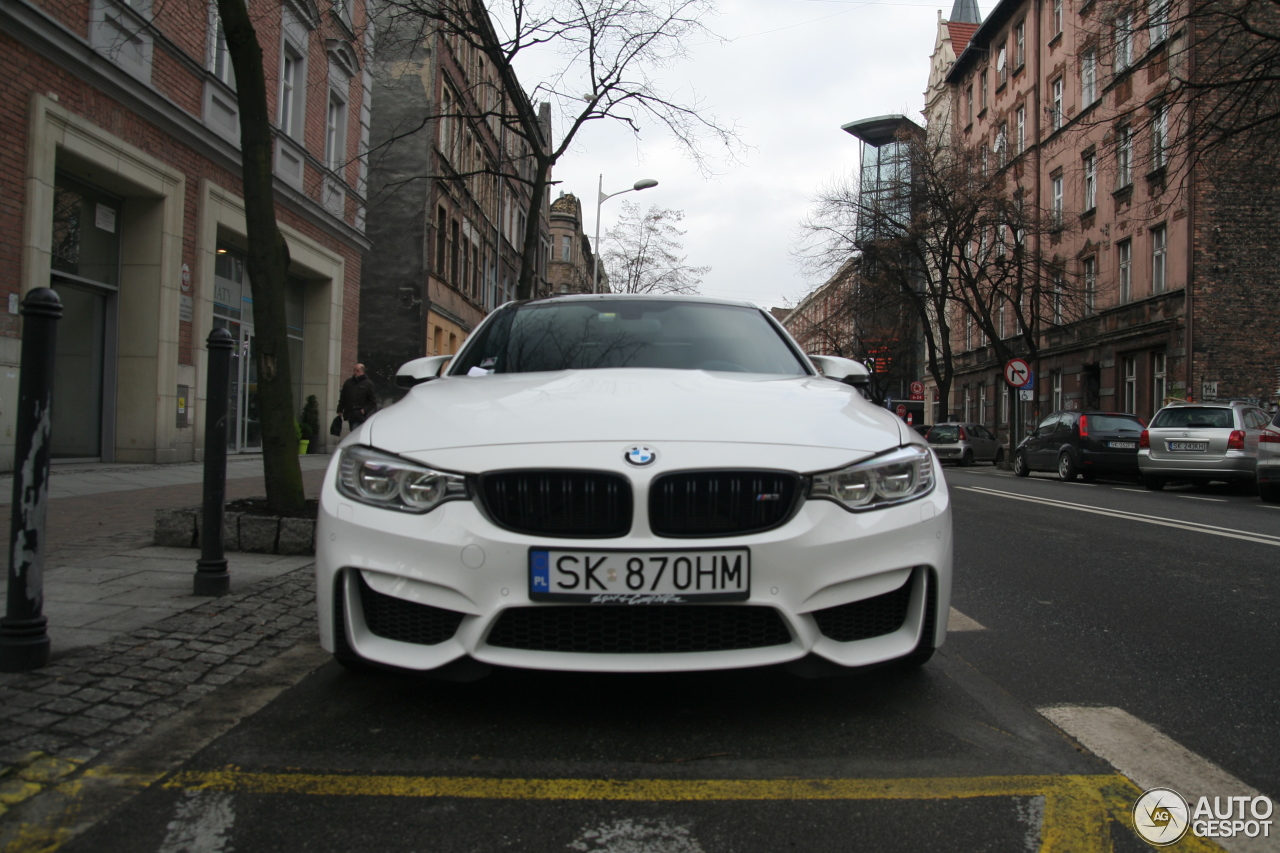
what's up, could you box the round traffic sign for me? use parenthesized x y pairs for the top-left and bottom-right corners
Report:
(895, 404), (907, 417)
(910, 381), (924, 395)
(1004, 358), (1031, 388)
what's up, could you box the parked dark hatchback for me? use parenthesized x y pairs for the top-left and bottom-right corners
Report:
(1013, 411), (1146, 481)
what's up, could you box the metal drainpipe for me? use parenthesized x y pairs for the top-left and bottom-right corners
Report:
(1184, 23), (1196, 402)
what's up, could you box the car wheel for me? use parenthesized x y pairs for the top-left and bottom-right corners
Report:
(1260, 483), (1280, 503)
(993, 448), (1005, 466)
(1144, 476), (1166, 491)
(1013, 451), (1030, 477)
(1057, 452), (1078, 482)
(960, 449), (974, 467)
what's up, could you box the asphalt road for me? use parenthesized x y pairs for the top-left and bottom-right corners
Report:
(51, 466), (1280, 852)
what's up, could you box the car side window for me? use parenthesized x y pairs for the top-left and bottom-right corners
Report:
(1036, 415), (1059, 435)
(1056, 415), (1075, 435)
(1248, 410), (1269, 429)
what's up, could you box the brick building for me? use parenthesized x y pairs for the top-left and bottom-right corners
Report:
(358, 16), (551, 398)
(0, 0), (370, 469)
(939, 0), (1279, 437)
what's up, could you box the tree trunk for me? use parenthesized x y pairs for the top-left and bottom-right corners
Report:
(217, 0), (306, 513)
(515, 157), (551, 300)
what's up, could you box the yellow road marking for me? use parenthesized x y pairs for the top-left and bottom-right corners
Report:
(6, 767), (1231, 853)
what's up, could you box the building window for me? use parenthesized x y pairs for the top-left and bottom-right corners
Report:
(1123, 356), (1137, 413)
(278, 47), (306, 138)
(1084, 152), (1097, 210)
(1152, 351), (1167, 408)
(1052, 370), (1063, 411)
(979, 385), (988, 424)
(1115, 11), (1132, 72)
(997, 123), (1009, 166)
(1053, 270), (1065, 323)
(325, 91), (347, 171)
(1149, 0), (1169, 45)
(964, 387), (972, 421)
(981, 70), (989, 110)
(964, 312), (973, 350)
(450, 219), (459, 283)
(1083, 256), (1097, 313)
(966, 86), (974, 125)
(1053, 0), (1063, 35)
(1051, 173), (1064, 226)
(561, 235), (571, 262)
(1151, 225), (1167, 293)
(90, 0), (154, 81)
(1051, 77), (1064, 131)
(1081, 49), (1097, 106)
(1117, 125), (1132, 187)
(435, 207), (447, 276)
(212, 13), (233, 86)
(1152, 103), (1168, 170)
(1015, 21), (1026, 68)
(1016, 106), (1026, 153)
(1118, 239), (1132, 302)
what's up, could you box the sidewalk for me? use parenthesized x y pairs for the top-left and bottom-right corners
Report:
(0, 454), (334, 788)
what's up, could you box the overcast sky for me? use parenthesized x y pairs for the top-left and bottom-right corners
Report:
(511, 0), (967, 310)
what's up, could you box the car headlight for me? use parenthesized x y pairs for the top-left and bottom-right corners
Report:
(809, 445), (935, 511)
(337, 446), (468, 513)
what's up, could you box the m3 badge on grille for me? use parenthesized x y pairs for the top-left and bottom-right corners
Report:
(625, 445), (656, 466)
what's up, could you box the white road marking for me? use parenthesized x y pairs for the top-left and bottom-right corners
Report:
(955, 485), (1280, 547)
(1113, 487), (1149, 493)
(947, 608), (987, 632)
(159, 791), (236, 853)
(1064, 481), (1097, 486)
(1039, 706), (1274, 853)
(568, 818), (705, 852)
(1181, 496), (1228, 502)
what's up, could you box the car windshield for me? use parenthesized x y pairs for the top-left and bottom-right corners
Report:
(927, 426), (960, 443)
(1088, 415), (1144, 431)
(451, 299), (808, 375)
(1150, 407), (1235, 429)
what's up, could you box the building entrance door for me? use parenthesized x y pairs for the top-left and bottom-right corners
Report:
(213, 245), (262, 454)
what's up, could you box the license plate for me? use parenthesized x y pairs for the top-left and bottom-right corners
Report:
(529, 548), (750, 603)
(1109, 441), (1137, 449)
(1167, 441), (1208, 452)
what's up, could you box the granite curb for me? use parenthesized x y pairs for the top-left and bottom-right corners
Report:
(0, 564), (320, 816)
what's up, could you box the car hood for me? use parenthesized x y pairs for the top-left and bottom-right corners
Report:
(367, 369), (906, 455)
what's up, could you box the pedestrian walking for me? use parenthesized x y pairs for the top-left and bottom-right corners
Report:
(337, 363), (379, 431)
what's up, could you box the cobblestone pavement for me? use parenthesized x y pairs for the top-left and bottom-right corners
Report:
(0, 564), (318, 819)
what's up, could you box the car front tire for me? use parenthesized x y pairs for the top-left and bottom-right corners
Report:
(1057, 452), (1078, 482)
(1013, 451), (1030, 477)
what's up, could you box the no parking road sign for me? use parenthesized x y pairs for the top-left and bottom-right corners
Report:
(1004, 358), (1031, 388)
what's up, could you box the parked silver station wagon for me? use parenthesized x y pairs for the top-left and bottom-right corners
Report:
(1139, 400), (1274, 490)
(925, 422), (1003, 466)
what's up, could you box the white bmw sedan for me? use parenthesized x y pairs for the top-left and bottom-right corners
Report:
(316, 295), (952, 678)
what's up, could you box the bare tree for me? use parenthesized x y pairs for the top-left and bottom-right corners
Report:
(216, 0), (308, 512)
(372, 0), (743, 298)
(799, 132), (1080, 434)
(601, 201), (707, 294)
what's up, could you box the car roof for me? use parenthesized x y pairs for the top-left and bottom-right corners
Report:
(1160, 400), (1250, 408)
(528, 293), (760, 310)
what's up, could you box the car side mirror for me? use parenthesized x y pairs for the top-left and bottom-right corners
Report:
(395, 354), (452, 388)
(808, 354), (870, 388)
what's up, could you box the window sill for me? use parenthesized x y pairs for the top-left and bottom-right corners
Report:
(1013, 63), (1025, 78)
(1048, 31), (1063, 48)
(1112, 184), (1134, 203)
(996, 81), (1008, 94)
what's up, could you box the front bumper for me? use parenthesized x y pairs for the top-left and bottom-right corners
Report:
(315, 453), (953, 674)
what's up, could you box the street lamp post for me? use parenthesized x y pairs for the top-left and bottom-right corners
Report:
(592, 175), (658, 293)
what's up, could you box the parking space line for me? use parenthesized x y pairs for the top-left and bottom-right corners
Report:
(1181, 496), (1228, 502)
(1113, 488), (1148, 493)
(956, 486), (1280, 547)
(948, 608), (987, 631)
(1040, 706), (1269, 853)
(140, 768), (1224, 852)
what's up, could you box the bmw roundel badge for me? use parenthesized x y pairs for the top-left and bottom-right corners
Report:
(625, 446), (656, 466)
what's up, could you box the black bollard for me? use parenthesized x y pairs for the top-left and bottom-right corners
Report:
(0, 289), (63, 672)
(194, 328), (233, 596)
